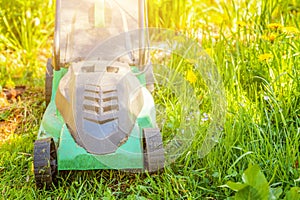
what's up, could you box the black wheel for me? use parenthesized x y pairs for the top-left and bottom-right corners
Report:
(34, 138), (57, 189)
(45, 58), (53, 106)
(143, 128), (165, 172)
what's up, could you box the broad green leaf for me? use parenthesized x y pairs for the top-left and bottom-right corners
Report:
(235, 185), (261, 200)
(242, 164), (269, 200)
(284, 187), (300, 200)
(223, 181), (248, 191)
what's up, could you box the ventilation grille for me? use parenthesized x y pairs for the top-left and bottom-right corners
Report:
(83, 84), (119, 124)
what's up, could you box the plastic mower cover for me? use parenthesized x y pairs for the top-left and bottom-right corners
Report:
(56, 60), (147, 154)
(55, 0), (151, 155)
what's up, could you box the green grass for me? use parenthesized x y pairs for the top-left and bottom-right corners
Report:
(1, 0), (300, 199)
(0, 0), (54, 88)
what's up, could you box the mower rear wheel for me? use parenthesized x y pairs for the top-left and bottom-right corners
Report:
(143, 128), (165, 172)
(45, 58), (53, 106)
(34, 138), (57, 189)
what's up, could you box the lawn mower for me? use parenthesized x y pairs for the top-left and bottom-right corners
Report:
(34, 0), (165, 189)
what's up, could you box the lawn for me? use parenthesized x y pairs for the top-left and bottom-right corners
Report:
(0, 0), (299, 199)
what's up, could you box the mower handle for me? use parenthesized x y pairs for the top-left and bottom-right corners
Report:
(52, 0), (148, 68)
(53, 0), (60, 70)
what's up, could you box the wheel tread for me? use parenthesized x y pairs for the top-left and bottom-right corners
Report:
(143, 128), (165, 172)
(33, 138), (57, 189)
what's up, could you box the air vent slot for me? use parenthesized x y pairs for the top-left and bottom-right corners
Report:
(103, 104), (119, 113)
(83, 84), (119, 125)
(83, 105), (100, 113)
(84, 84), (100, 93)
(103, 96), (118, 102)
(106, 66), (119, 73)
(84, 95), (99, 101)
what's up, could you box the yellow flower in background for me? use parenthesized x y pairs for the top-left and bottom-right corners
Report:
(237, 21), (247, 27)
(212, 34), (220, 40)
(258, 53), (273, 61)
(282, 26), (299, 34)
(267, 23), (282, 30)
(262, 33), (277, 42)
(269, 33), (276, 42)
(186, 70), (197, 84)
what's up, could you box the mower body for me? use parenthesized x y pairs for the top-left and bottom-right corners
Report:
(39, 61), (157, 170)
(34, 0), (164, 188)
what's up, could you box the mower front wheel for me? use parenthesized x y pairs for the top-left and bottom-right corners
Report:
(143, 128), (165, 172)
(33, 138), (57, 189)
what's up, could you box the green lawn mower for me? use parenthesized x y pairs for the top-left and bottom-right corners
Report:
(34, 0), (165, 189)
(34, 0), (226, 190)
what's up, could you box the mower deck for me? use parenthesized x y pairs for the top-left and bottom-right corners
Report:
(37, 66), (158, 170)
